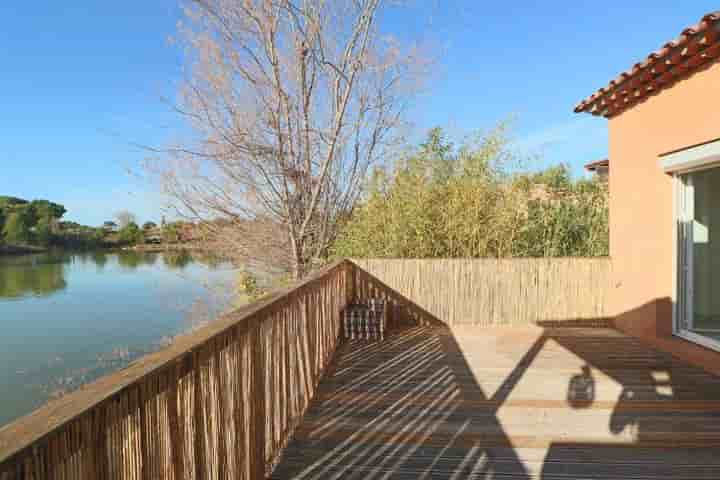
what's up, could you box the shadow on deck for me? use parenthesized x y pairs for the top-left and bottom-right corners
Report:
(271, 325), (720, 479)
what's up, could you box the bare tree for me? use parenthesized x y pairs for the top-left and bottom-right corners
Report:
(149, 0), (426, 279)
(115, 210), (137, 228)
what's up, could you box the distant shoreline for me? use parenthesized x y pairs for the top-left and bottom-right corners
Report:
(0, 243), (204, 257)
(122, 243), (205, 253)
(0, 244), (47, 256)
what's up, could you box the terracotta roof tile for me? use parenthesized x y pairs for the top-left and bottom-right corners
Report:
(584, 159), (609, 171)
(575, 12), (720, 118)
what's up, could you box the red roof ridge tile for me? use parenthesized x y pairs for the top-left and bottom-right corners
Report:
(575, 12), (720, 118)
(584, 158), (609, 171)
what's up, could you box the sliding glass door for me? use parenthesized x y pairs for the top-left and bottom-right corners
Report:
(677, 166), (720, 347)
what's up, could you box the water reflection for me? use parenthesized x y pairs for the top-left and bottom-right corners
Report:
(116, 250), (151, 270)
(0, 249), (239, 426)
(0, 249), (223, 299)
(163, 250), (192, 270)
(91, 250), (108, 268)
(0, 252), (69, 299)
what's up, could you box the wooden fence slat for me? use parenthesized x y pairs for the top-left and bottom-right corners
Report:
(351, 258), (611, 328)
(192, 350), (207, 480)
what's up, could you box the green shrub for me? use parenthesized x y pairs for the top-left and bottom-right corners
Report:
(118, 222), (144, 245)
(2, 211), (31, 244)
(34, 217), (53, 247)
(332, 126), (608, 259)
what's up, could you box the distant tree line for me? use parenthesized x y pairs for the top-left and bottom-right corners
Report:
(0, 196), (69, 247)
(0, 198), (198, 251)
(331, 126), (609, 259)
(0, 196), (125, 250)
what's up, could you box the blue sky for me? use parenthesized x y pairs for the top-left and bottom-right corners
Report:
(0, 2), (716, 225)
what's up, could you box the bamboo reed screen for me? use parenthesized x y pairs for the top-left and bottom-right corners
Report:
(0, 260), (352, 480)
(351, 258), (612, 327)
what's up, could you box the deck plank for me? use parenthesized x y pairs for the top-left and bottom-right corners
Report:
(270, 326), (720, 479)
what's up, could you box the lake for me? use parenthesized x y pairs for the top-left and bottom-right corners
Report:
(0, 250), (240, 427)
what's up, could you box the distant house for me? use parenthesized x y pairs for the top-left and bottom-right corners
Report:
(584, 158), (609, 181)
(145, 234), (162, 245)
(102, 221), (119, 233)
(575, 11), (720, 371)
(177, 222), (199, 243)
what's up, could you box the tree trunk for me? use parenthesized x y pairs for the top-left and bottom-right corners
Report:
(290, 237), (307, 280)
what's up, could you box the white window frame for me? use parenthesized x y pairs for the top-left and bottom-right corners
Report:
(663, 138), (720, 352)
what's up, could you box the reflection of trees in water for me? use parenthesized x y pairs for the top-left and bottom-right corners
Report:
(91, 251), (108, 268)
(2, 249), (243, 424)
(0, 253), (68, 299)
(163, 250), (192, 270)
(0, 250), (208, 299)
(72, 251), (91, 265)
(144, 252), (159, 266)
(117, 250), (224, 271)
(0, 250), (239, 300)
(0, 251), (72, 267)
(116, 251), (143, 270)
(116, 251), (159, 270)
(190, 251), (227, 270)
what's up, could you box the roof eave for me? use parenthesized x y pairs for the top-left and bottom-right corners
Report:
(574, 12), (720, 118)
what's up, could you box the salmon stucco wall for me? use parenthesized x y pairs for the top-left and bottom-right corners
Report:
(608, 59), (720, 375)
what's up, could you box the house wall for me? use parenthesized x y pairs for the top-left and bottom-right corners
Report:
(608, 59), (720, 375)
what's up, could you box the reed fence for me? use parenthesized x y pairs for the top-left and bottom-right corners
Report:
(351, 258), (612, 327)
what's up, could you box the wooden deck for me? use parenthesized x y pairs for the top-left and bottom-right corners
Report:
(271, 325), (720, 479)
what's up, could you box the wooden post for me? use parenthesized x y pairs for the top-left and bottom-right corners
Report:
(346, 261), (356, 304)
(214, 337), (229, 480)
(167, 363), (184, 480)
(192, 350), (207, 480)
(251, 321), (266, 479)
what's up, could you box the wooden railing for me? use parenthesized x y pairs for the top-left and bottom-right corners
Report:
(0, 260), (352, 480)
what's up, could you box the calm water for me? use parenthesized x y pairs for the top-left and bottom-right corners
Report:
(0, 250), (239, 427)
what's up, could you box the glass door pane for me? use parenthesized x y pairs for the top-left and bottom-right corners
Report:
(677, 174), (692, 333)
(691, 167), (720, 340)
